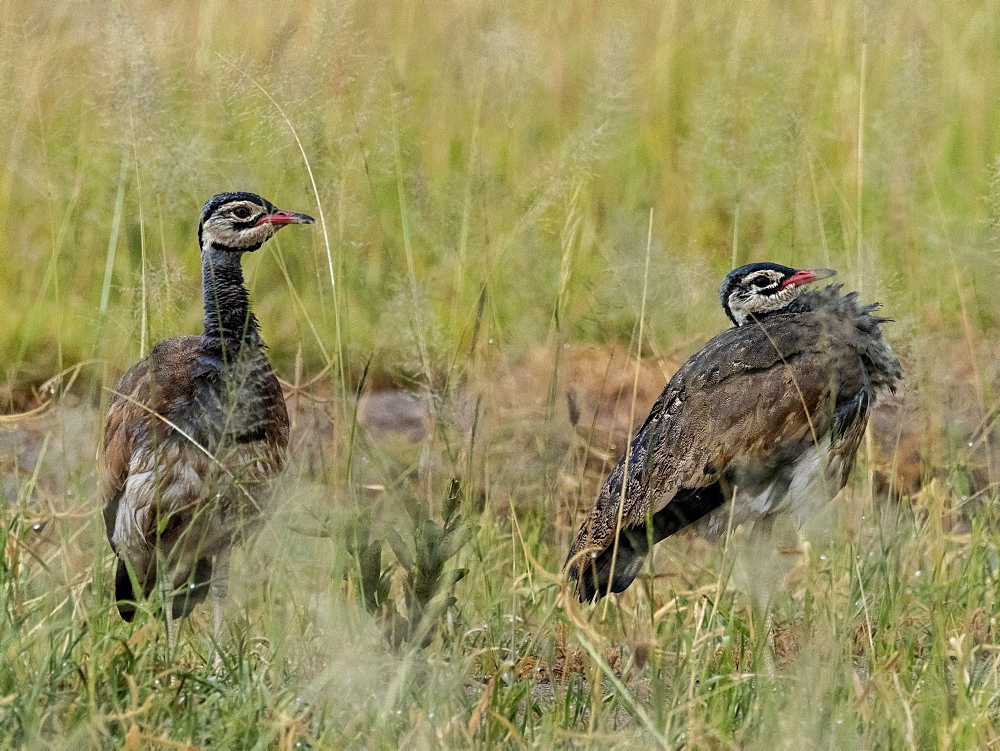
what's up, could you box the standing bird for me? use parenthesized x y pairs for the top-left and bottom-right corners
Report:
(100, 192), (314, 646)
(566, 262), (901, 602)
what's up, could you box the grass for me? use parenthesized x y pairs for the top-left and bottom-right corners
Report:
(3, 0), (1000, 747)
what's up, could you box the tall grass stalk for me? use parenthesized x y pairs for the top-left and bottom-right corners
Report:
(3, 1), (1000, 746)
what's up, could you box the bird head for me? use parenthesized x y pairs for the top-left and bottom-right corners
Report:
(719, 262), (837, 326)
(198, 192), (314, 253)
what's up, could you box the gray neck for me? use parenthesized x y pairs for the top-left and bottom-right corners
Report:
(200, 244), (263, 358)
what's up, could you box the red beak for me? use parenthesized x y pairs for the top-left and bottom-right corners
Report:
(780, 267), (836, 291)
(255, 209), (315, 227)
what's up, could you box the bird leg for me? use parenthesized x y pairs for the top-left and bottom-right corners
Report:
(761, 607), (776, 679)
(738, 515), (783, 678)
(211, 549), (231, 661)
(158, 556), (180, 654)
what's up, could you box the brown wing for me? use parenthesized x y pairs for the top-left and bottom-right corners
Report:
(101, 337), (289, 619)
(100, 336), (290, 544)
(100, 337), (201, 547)
(566, 310), (859, 599)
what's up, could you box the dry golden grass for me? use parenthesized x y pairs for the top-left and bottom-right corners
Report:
(4, 0), (1000, 747)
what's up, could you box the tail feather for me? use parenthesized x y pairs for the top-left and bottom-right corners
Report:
(171, 557), (213, 620)
(112, 555), (213, 622)
(572, 483), (727, 601)
(576, 541), (647, 602)
(114, 557), (141, 622)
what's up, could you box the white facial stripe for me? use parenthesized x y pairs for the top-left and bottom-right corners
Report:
(746, 271), (782, 288)
(728, 282), (801, 326)
(226, 202), (265, 219)
(202, 207), (279, 249)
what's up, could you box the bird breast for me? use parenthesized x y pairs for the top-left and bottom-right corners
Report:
(184, 355), (285, 446)
(110, 431), (281, 562)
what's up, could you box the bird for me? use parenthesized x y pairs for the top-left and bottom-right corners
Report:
(100, 192), (314, 647)
(565, 262), (902, 603)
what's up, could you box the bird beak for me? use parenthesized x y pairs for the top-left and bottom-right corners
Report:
(255, 210), (315, 227)
(780, 267), (837, 291)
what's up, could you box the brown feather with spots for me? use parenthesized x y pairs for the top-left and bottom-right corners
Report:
(99, 192), (310, 628)
(566, 283), (901, 601)
(101, 336), (288, 620)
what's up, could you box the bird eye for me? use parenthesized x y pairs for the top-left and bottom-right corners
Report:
(232, 206), (251, 220)
(750, 276), (773, 289)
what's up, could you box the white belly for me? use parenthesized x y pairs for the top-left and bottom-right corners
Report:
(696, 437), (844, 540)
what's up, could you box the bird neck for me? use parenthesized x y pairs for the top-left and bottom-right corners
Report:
(200, 245), (263, 357)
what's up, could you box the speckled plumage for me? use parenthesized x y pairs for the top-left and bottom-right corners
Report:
(100, 193), (312, 636)
(566, 270), (901, 602)
(101, 337), (289, 620)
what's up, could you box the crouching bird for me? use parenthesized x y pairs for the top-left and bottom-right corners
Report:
(100, 192), (314, 647)
(566, 263), (901, 603)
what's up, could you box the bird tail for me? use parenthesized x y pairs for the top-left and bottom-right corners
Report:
(572, 537), (649, 602)
(113, 555), (213, 622)
(171, 557), (213, 620)
(114, 557), (142, 622)
(569, 483), (727, 601)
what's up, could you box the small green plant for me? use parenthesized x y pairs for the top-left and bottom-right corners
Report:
(5, 0), (1000, 745)
(346, 478), (476, 647)
(343, 507), (395, 620)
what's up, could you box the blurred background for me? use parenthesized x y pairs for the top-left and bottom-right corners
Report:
(3, 1), (1000, 747)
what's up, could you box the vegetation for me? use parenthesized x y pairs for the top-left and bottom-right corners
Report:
(2, 0), (1000, 747)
